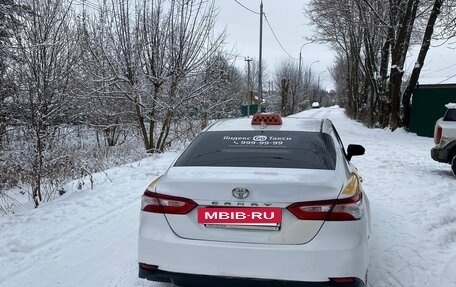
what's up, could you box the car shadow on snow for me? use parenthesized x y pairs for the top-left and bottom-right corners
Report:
(430, 169), (455, 179)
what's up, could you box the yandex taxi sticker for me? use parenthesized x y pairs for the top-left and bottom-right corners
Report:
(222, 135), (292, 147)
(197, 207), (282, 225)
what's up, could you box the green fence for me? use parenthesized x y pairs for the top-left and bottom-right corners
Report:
(410, 84), (456, 137)
(240, 104), (259, 117)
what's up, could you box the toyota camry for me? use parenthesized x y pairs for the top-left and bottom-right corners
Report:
(138, 113), (370, 287)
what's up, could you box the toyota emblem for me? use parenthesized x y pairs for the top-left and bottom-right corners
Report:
(232, 187), (250, 199)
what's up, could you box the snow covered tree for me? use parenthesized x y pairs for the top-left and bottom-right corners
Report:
(81, 0), (139, 147)
(153, 0), (225, 151)
(274, 60), (300, 116)
(402, 0), (445, 127)
(196, 54), (243, 127)
(307, 0), (447, 130)
(10, 0), (82, 207)
(273, 59), (325, 115)
(0, 0), (28, 146)
(85, 0), (226, 153)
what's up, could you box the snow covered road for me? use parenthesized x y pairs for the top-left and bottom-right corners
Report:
(299, 107), (456, 287)
(1, 107), (455, 287)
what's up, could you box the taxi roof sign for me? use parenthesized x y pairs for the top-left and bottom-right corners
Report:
(251, 113), (282, 125)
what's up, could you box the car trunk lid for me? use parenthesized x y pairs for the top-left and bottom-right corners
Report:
(157, 166), (344, 245)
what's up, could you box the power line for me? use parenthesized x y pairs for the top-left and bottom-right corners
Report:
(430, 63), (456, 73)
(263, 13), (298, 61)
(233, 0), (260, 15)
(73, 0), (100, 11)
(232, 2), (298, 61)
(420, 63), (456, 78)
(437, 72), (456, 84)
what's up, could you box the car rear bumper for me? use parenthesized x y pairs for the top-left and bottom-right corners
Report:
(138, 213), (369, 285)
(138, 265), (365, 287)
(431, 147), (449, 163)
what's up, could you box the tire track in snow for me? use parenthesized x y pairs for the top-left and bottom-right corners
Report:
(0, 195), (140, 285)
(0, 155), (177, 286)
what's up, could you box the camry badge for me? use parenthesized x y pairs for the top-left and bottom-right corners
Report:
(232, 187), (250, 199)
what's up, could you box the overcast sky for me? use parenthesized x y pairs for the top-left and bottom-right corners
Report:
(214, 0), (456, 90)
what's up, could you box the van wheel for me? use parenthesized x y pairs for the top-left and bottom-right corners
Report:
(452, 155), (456, 177)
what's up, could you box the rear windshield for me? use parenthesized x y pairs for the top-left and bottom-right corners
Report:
(174, 131), (336, 170)
(444, 109), (456, 121)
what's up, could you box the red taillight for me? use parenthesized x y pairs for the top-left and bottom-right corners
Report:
(287, 193), (363, 221)
(139, 263), (158, 270)
(435, 126), (442, 144)
(141, 191), (197, 214)
(330, 277), (356, 284)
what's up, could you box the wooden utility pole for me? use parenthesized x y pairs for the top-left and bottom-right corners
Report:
(245, 57), (253, 116)
(258, 0), (263, 108)
(246, 57), (252, 93)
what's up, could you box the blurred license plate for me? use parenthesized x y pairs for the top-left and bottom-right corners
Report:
(197, 207), (282, 225)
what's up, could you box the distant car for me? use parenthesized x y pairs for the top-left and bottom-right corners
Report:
(138, 113), (370, 287)
(312, 101), (320, 108)
(431, 103), (456, 176)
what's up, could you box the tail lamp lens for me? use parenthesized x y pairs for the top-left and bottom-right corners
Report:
(435, 126), (442, 144)
(141, 177), (197, 214)
(287, 174), (363, 221)
(330, 277), (356, 284)
(141, 191), (197, 214)
(139, 263), (158, 270)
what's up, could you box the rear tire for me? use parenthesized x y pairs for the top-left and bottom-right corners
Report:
(452, 155), (456, 177)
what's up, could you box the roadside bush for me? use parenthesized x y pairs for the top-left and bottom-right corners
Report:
(0, 124), (145, 214)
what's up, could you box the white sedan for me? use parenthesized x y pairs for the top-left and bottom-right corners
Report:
(138, 113), (370, 287)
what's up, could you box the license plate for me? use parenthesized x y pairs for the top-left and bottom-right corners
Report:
(197, 207), (282, 225)
(204, 224), (281, 231)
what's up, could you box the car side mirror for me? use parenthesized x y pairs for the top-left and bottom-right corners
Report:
(346, 144), (365, 161)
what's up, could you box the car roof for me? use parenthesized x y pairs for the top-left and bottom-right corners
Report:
(445, 103), (456, 109)
(205, 116), (328, 133)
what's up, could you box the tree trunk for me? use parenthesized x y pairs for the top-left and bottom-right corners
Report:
(388, 0), (420, 130)
(135, 99), (152, 152)
(32, 127), (44, 208)
(389, 66), (402, 130)
(147, 84), (161, 150)
(402, 0), (444, 128)
(376, 35), (392, 128)
(0, 121), (5, 149)
(157, 110), (174, 152)
(280, 79), (290, 116)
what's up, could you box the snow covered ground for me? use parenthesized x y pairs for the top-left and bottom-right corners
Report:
(0, 107), (455, 287)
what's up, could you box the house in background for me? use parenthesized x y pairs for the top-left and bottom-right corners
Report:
(409, 83), (456, 137)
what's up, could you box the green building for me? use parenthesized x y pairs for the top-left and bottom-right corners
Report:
(409, 84), (456, 137)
